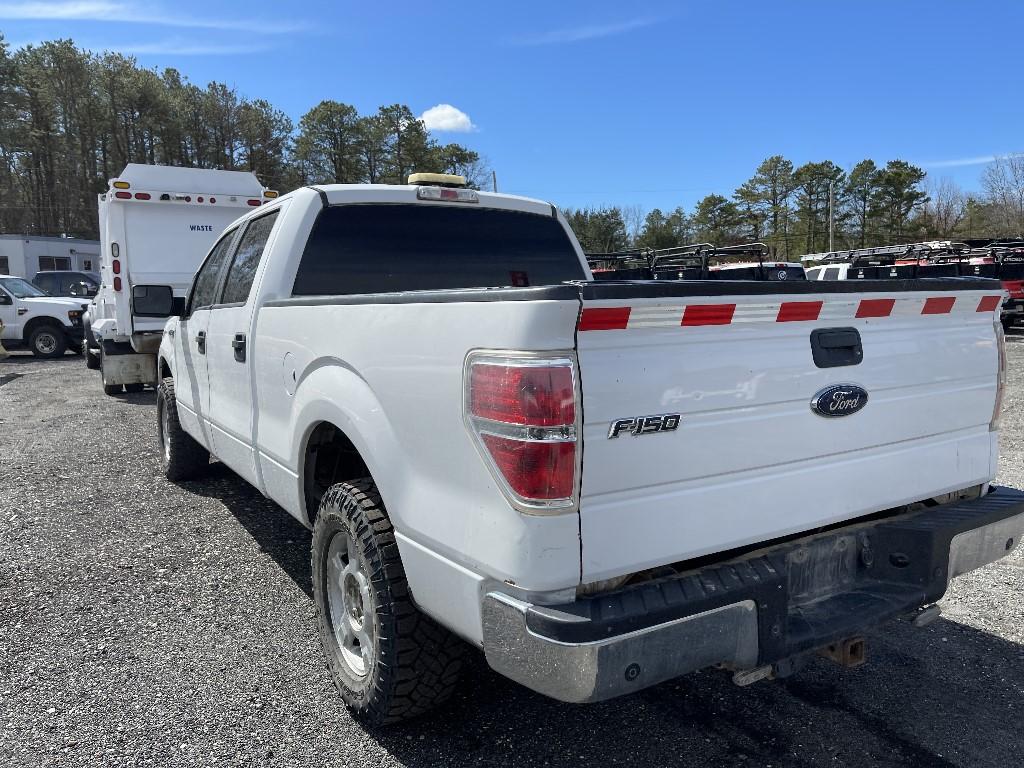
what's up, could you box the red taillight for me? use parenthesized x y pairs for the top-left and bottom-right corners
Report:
(112, 259), (121, 275)
(113, 276), (122, 291)
(114, 191), (131, 199)
(466, 356), (578, 509)
(247, 199), (261, 206)
(470, 363), (574, 426)
(480, 435), (576, 500)
(134, 192), (150, 200)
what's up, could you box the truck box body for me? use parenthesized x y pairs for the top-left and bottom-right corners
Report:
(90, 164), (267, 388)
(94, 164), (267, 340)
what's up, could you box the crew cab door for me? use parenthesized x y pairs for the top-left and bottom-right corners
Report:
(173, 229), (237, 448)
(0, 286), (19, 338)
(205, 209), (280, 486)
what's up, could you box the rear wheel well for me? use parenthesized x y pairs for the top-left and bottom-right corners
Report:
(303, 422), (371, 525)
(158, 357), (172, 381)
(23, 315), (63, 342)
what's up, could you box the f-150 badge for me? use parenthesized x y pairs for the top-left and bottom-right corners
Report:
(608, 414), (681, 438)
(811, 384), (868, 418)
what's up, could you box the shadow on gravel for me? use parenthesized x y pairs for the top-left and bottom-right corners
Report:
(365, 617), (1024, 768)
(184, 462), (313, 597)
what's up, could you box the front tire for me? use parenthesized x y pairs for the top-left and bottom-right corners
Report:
(156, 377), (209, 480)
(312, 479), (465, 726)
(28, 324), (66, 359)
(84, 324), (101, 369)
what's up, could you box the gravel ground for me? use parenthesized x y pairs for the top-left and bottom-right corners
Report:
(2, 331), (1023, 768)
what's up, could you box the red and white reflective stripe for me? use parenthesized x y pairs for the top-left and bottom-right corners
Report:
(578, 294), (1003, 331)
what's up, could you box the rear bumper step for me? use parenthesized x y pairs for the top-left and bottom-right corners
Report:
(482, 487), (1024, 703)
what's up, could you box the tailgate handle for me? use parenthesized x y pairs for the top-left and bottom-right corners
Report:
(810, 327), (863, 368)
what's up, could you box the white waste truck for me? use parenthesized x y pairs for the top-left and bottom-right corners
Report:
(85, 164), (272, 394)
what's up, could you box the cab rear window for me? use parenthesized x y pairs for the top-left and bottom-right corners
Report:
(292, 204), (585, 296)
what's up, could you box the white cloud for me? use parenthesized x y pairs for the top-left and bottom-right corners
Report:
(420, 104), (477, 133)
(510, 16), (658, 46)
(117, 37), (272, 56)
(919, 153), (1024, 169)
(0, 1), (307, 34)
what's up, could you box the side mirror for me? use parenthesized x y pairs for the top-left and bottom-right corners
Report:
(69, 281), (97, 298)
(0, 293), (11, 305)
(132, 285), (176, 318)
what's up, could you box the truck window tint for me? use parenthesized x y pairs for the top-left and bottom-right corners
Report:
(220, 211), (279, 305)
(189, 232), (236, 311)
(292, 204), (586, 296)
(35, 273), (57, 294)
(823, 267), (841, 280)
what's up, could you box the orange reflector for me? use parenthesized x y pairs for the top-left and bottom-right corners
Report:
(263, 189), (279, 198)
(112, 180), (130, 189)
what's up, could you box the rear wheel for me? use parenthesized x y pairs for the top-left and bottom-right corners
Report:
(99, 347), (122, 396)
(28, 324), (66, 359)
(156, 377), (208, 480)
(312, 479), (465, 725)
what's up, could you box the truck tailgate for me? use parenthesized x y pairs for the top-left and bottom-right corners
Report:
(574, 279), (1005, 583)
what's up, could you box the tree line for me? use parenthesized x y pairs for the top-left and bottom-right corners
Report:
(0, 37), (484, 239)
(566, 155), (1024, 256)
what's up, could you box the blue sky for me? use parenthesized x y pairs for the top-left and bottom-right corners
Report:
(2, 1), (1022, 213)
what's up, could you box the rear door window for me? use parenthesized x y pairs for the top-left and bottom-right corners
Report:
(188, 231), (236, 313)
(292, 204), (585, 296)
(220, 211), (279, 305)
(823, 267), (841, 280)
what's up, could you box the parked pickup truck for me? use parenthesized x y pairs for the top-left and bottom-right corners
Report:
(0, 275), (87, 357)
(155, 175), (1024, 726)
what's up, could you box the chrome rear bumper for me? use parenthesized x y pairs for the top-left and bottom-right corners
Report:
(482, 487), (1024, 704)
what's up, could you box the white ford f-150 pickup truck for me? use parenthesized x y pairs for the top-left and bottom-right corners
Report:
(155, 175), (1024, 726)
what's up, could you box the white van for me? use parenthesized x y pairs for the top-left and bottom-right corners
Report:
(86, 164), (272, 394)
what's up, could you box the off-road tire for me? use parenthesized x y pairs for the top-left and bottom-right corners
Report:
(28, 323), (66, 359)
(156, 377), (209, 481)
(312, 479), (465, 726)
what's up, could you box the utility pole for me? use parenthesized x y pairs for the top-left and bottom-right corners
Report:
(492, 170), (498, 193)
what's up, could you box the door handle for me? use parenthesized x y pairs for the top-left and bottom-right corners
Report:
(231, 333), (246, 362)
(195, 330), (206, 355)
(17, 307), (27, 315)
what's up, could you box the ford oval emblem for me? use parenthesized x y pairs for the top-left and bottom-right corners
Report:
(810, 384), (868, 418)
